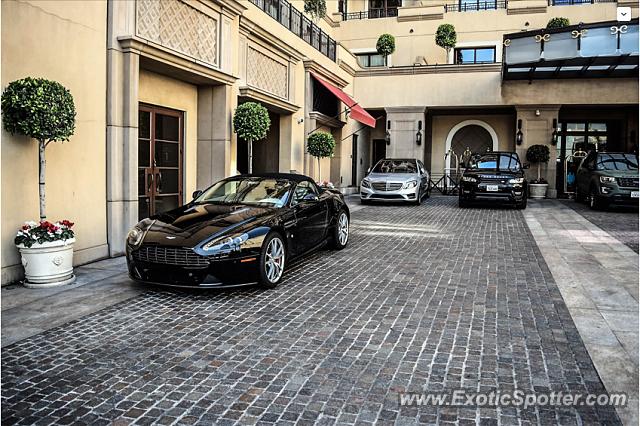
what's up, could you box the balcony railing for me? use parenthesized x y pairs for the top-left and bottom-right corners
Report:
(548, 0), (616, 5)
(342, 8), (399, 20)
(249, 0), (337, 62)
(444, 0), (507, 12)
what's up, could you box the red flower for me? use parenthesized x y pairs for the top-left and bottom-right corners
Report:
(61, 220), (74, 228)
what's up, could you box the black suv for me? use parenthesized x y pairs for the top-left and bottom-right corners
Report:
(459, 151), (528, 209)
(575, 152), (639, 209)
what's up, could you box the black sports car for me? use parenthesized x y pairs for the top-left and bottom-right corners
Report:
(126, 174), (350, 289)
(459, 151), (528, 209)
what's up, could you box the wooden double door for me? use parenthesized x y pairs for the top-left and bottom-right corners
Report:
(138, 105), (184, 220)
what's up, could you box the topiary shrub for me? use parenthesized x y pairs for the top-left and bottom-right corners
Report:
(233, 102), (270, 174)
(526, 144), (551, 183)
(1, 77), (76, 219)
(436, 24), (457, 59)
(546, 17), (570, 29)
(376, 34), (396, 63)
(307, 132), (336, 181)
(304, 0), (327, 21)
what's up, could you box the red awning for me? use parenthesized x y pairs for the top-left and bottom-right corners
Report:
(310, 73), (376, 128)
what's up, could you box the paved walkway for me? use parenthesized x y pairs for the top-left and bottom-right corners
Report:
(524, 199), (639, 425)
(2, 197), (622, 425)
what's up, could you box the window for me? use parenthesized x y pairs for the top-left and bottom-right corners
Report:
(372, 159), (418, 174)
(356, 52), (386, 67)
(292, 181), (318, 205)
(455, 47), (496, 64)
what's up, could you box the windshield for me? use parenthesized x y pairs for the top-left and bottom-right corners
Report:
(372, 159), (417, 174)
(195, 178), (292, 207)
(468, 153), (521, 172)
(596, 153), (639, 171)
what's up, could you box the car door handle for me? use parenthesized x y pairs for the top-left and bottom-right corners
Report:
(284, 219), (298, 229)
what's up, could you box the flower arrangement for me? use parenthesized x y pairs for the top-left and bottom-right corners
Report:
(15, 220), (75, 248)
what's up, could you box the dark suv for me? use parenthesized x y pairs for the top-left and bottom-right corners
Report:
(575, 152), (639, 209)
(459, 151), (528, 209)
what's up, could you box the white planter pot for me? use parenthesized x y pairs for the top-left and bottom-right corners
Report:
(17, 238), (76, 288)
(529, 183), (549, 199)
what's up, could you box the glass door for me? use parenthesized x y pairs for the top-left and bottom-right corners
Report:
(138, 105), (184, 220)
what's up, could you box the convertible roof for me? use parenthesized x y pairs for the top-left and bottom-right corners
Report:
(233, 173), (314, 183)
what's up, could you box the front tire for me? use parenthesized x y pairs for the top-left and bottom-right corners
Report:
(330, 210), (349, 250)
(459, 197), (469, 208)
(258, 232), (286, 288)
(589, 186), (607, 210)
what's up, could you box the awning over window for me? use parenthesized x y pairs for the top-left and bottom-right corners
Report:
(310, 73), (376, 128)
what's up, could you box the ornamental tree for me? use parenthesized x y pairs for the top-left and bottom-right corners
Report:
(435, 24), (457, 59)
(1, 77), (76, 219)
(307, 132), (336, 181)
(526, 144), (551, 183)
(233, 102), (270, 174)
(304, 0), (327, 21)
(376, 34), (396, 64)
(546, 17), (570, 29)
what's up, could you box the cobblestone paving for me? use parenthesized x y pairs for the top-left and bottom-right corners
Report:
(560, 199), (639, 253)
(2, 197), (619, 425)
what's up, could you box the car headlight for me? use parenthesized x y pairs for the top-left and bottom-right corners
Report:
(508, 178), (524, 184)
(402, 180), (418, 189)
(361, 179), (371, 188)
(203, 233), (249, 252)
(462, 176), (477, 183)
(600, 176), (616, 184)
(127, 227), (144, 247)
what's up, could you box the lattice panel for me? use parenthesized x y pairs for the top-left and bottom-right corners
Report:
(137, 0), (218, 67)
(246, 47), (288, 99)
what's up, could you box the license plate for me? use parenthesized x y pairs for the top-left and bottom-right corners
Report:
(632, 191), (639, 198)
(486, 185), (499, 192)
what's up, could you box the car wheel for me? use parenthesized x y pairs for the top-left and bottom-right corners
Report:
(516, 197), (527, 210)
(330, 210), (349, 250)
(588, 186), (606, 210)
(459, 197), (469, 208)
(258, 232), (286, 288)
(575, 187), (585, 203)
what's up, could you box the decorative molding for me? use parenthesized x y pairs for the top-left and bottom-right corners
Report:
(247, 46), (289, 99)
(303, 59), (350, 88)
(309, 111), (346, 129)
(239, 86), (300, 113)
(338, 59), (357, 77)
(397, 12), (444, 21)
(239, 17), (304, 63)
(355, 63), (502, 77)
(507, 6), (547, 14)
(136, 0), (219, 67)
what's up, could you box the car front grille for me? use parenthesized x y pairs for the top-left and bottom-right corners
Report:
(371, 182), (403, 191)
(132, 245), (209, 267)
(617, 177), (639, 188)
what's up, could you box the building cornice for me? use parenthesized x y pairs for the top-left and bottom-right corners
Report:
(303, 59), (350, 88)
(239, 86), (301, 113)
(355, 63), (502, 77)
(309, 111), (346, 129)
(507, 6), (547, 14)
(239, 16), (304, 63)
(338, 60), (357, 77)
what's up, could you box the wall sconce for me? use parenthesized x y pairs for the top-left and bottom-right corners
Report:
(551, 118), (558, 145)
(416, 121), (422, 146)
(385, 120), (391, 145)
(516, 119), (523, 146)
(535, 109), (541, 116)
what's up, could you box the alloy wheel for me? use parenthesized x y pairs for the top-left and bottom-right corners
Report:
(338, 212), (349, 246)
(265, 237), (285, 283)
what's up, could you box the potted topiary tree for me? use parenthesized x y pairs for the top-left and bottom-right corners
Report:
(307, 132), (336, 184)
(526, 144), (551, 199)
(233, 102), (271, 174)
(1, 77), (77, 287)
(376, 34), (396, 66)
(304, 0), (327, 21)
(546, 17), (570, 29)
(436, 24), (457, 62)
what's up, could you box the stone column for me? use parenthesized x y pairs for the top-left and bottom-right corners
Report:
(384, 107), (427, 161)
(278, 114), (295, 173)
(515, 105), (561, 198)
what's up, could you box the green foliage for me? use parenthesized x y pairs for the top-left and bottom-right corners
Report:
(526, 144), (550, 164)
(435, 24), (457, 51)
(304, 0), (326, 20)
(1, 77), (76, 143)
(546, 17), (570, 29)
(233, 102), (270, 144)
(376, 34), (396, 58)
(307, 132), (336, 159)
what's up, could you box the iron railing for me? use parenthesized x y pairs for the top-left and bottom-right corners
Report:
(342, 8), (399, 20)
(444, 0), (507, 12)
(548, 0), (616, 5)
(249, 0), (337, 62)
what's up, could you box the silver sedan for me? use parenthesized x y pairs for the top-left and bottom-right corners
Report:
(360, 158), (430, 205)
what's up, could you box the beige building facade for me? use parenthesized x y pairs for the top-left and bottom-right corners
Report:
(1, 0), (638, 284)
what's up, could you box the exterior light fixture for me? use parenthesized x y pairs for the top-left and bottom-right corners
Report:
(551, 118), (558, 145)
(385, 120), (391, 145)
(416, 120), (422, 145)
(516, 119), (523, 145)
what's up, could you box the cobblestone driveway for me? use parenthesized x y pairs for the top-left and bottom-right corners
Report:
(2, 197), (619, 425)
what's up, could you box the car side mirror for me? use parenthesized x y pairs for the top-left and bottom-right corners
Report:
(192, 190), (203, 199)
(523, 164), (530, 169)
(302, 193), (319, 202)
(367, 167), (371, 174)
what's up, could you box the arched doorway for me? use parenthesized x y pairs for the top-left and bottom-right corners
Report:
(444, 120), (498, 173)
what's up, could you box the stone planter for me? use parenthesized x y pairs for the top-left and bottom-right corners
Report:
(529, 183), (549, 199)
(17, 238), (75, 287)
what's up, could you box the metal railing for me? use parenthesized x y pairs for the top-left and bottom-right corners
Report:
(249, 0), (337, 62)
(444, 0), (507, 12)
(548, 0), (616, 5)
(342, 8), (399, 20)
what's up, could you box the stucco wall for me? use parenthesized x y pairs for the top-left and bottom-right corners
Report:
(1, 0), (108, 284)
